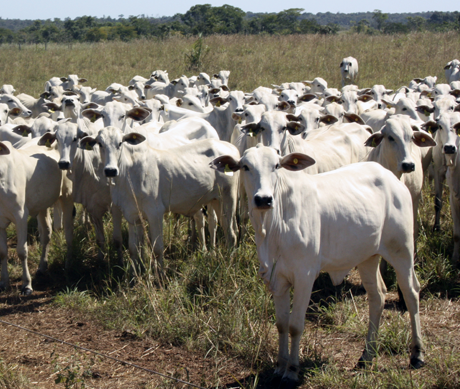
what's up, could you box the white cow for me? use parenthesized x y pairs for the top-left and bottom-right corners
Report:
(82, 129), (239, 269)
(0, 94), (32, 118)
(443, 115), (460, 262)
(211, 145), (424, 384)
(365, 115), (436, 238)
(445, 59), (460, 83)
(0, 85), (16, 95)
(340, 56), (358, 87)
(38, 121), (123, 264)
(421, 112), (460, 231)
(0, 142), (66, 294)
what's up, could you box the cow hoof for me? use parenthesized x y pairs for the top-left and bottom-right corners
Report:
(21, 287), (33, 296)
(280, 377), (298, 389)
(355, 356), (371, 370)
(433, 225), (440, 232)
(410, 357), (425, 370)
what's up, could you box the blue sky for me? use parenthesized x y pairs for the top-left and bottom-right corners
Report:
(1, 1), (457, 20)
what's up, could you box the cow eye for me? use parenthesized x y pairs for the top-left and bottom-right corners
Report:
(188, 102), (193, 106)
(275, 163), (280, 169)
(243, 165), (249, 171)
(388, 136), (395, 142)
(120, 115), (125, 120)
(402, 108), (407, 111)
(73, 137), (77, 142)
(245, 113), (248, 117)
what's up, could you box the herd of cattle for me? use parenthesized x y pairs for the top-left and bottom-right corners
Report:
(1, 55), (460, 385)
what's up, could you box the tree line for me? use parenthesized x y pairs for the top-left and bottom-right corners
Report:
(0, 6), (459, 46)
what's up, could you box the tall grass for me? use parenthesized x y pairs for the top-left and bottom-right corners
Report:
(2, 32), (460, 388)
(1, 32), (459, 95)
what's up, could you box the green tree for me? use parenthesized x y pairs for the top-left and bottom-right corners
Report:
(373, 9), (388, 31)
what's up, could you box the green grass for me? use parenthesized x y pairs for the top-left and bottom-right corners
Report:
(2, 32), (460, 388)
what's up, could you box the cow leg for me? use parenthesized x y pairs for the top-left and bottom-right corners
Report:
(89, 211), (105, 260)
(53, 202), (63, 231)
(128, 222), (145, 275)
(111, 205), (123, 266)
(192, 210), (206, 251)
(36, 209), (52, 275)
(147, 213), (164, 271)
(433, 161), (446, 231)
(273, 289), (290, 376)
(356, 255), (386, 367)
(283, 272), (316, 383)
(216, 193), (238, 248)
(389, 259), (424, 369)
(57, 194), (75, 269)
(16, 217), (32, 295)
(0, 228), (9, 291)
(207, 204), (218, 248)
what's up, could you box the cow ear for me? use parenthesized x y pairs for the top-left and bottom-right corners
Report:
(358, 94), (373, 102)
(453, 122), (460, 135)
(280, 153), (315, 171)
(365, 133), (384, 147)
(381, 99), (395, 109)
(299, 93), (317, 102)
(12, 125), (32, 137)
(40, 91), (51, 99)
(277, 101), (290, 112)
(210, 155), (240, 174)
(63, 91), (77, 96)
(210, 97), (227, 107)
(0, 142), (11, 155)
(79, 78), (88, 84)
(8, 107), (22, 117)
(241, 122), (260, 137)
(123, 133), (146, 145)
(221, 85), (229, 92)
(421, 120), (439, 134)
(82, 102), (99, 110)
(38, 132), (56, 147)
(343, 113), (365, 124)
(79, 136), (97, 151)
(128, 85), (135, 90)
(339, 62), (343, 68)
(320, 114), (338, 125)
(176, 98), (183, 107)
(416, 105), (434, 115)
(232, 112), (243, 122)
(286, 121), (305, 136)
(43, 102), (61, 112)
(81, 109), (102, 123)
(60, 77), (68, 82)
(286, 114), (301, 122)
(413, 131), (436, 147)
(325, 95), (341, 103)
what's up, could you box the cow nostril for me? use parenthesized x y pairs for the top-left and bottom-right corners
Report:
(401, 162), (415, 172)
(254, 195), (273, 209)
(235, 108), (243, 112)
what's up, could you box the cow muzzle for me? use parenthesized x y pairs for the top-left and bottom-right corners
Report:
(254, 195), (273, 209)
(104, 167), (119, 177)
(58, 161), (71, 170)
(401, 162), (415, 173)
(444, 145), (457, 155)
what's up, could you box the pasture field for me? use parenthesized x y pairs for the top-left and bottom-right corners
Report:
(0, 32), (460, 388)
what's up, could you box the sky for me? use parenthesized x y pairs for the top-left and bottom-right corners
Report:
(1, 0), (458, 21)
